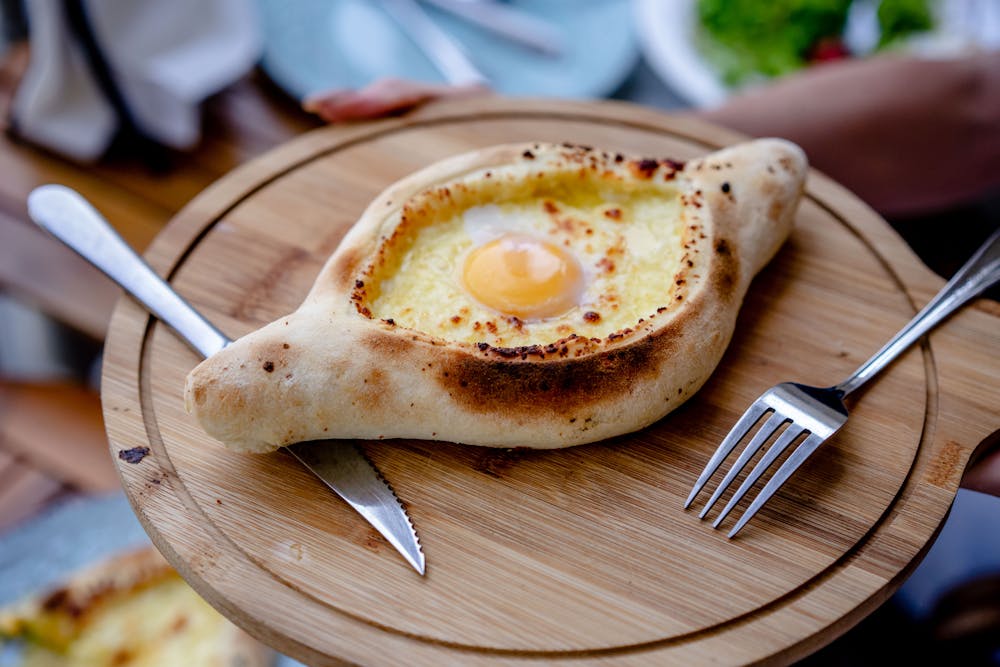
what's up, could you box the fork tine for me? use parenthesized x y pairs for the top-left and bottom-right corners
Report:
(727, 432), (826, 538)
(713, 423), (805, 528)
(698, 412), (788, 518)
(684, 402), (769, 509)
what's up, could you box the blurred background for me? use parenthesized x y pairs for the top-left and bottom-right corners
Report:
(0, 0), (998, 665)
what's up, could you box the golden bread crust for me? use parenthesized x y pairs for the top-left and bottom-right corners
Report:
(185, 139), (807, 453)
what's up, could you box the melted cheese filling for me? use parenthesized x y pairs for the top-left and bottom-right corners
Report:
(368, 177), (686, 347)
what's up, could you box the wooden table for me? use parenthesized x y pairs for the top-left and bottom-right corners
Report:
(1, 42), (998, 664)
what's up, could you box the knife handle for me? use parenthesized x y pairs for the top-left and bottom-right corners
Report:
(27, 184), (230, 359)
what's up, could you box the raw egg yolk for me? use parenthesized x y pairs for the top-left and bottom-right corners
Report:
(462, 234), (583, 319)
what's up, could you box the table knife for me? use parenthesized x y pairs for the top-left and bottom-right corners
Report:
(419, 0), (564, 57)
(27, 184), (425, 575)
(380, 0), (489, 86)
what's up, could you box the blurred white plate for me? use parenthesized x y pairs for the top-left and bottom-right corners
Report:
(634, 0), (1000, 108)
(633, 0), (727, 108)
(256, 0), (640, 100)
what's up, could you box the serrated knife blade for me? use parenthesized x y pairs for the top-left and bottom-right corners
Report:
(288, 442), (424, 574)
(27, 184), (425, 575)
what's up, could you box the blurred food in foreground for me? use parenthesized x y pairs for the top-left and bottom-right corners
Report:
(696, 0), (935, 86)
(0, 547), (272, 667)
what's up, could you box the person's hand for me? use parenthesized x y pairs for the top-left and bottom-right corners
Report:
(962, 441), (1000, 497)
(696, 51), (1000, 218)
(302, 77), (490, 123)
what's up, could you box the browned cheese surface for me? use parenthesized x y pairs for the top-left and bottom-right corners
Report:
(101, 98), (1000, 666)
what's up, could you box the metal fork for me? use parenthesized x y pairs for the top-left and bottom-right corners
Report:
(686, 227), (1000, 537)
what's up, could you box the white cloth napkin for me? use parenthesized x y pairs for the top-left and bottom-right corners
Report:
(12, 0), (261, 161)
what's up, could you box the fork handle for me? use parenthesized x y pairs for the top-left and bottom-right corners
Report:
(836, 226), (1000, 396)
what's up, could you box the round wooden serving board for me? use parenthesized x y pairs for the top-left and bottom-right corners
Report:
(103, 99), (1000, 666)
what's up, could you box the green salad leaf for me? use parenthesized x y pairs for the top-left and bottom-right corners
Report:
(696, 0), (935, 87)
(878, 0), (934, 47)
(697, 0), (853, 85)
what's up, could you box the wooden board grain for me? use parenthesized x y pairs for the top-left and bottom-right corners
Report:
(101, 98), (1000, 665)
